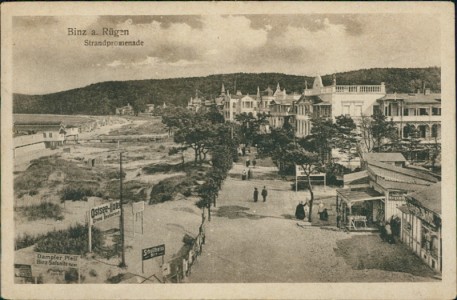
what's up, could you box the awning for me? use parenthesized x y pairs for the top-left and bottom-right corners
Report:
(337, 188), (385, 204)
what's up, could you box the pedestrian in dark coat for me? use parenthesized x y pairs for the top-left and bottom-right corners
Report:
(261, 186), (268, 202)
(253, 188), (259, 202)
(295, 201), (305, 220)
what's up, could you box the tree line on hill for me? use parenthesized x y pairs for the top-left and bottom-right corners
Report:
(13, 67), (440, 115)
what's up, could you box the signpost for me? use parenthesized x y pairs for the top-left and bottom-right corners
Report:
(35, 253), (80, 283)
(132, 201), (145, 237)
(142, 244), (165, 273)
(14, 264), (32, 279)
(87, 200), (121, 252)
(295, 165), (326, 192)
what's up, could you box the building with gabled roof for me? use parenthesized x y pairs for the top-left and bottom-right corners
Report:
(399, 182), (441, 272)
(361, 152), (407, 168)
(338, 154), (439, 231)
(376, 90), (441, 143)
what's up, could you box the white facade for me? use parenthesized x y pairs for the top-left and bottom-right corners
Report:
(376, 92), (441, 141)
(304, 75), (386, 122)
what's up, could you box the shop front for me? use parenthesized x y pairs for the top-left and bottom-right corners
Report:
(336, 188), (386, 231)
(399, 202), (441, 272)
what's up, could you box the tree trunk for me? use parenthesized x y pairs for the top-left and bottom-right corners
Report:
(213, 196), (217, 207)
(207, 203), (211, 222)
(194, 148), (198, 165)
(307, 171), (315, 222)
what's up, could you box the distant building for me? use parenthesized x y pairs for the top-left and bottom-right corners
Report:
(267, 83), (301, 129)
(222, 84), (260, 122)
(145, 104), (155, 113)
(399, 182), (441, 272)
(115, 103), (134, 115)
(187, 89), (205, 112)
(14, 119), (65, 135)
(302, 75), (386, 123)
(376, 90), (441, 141)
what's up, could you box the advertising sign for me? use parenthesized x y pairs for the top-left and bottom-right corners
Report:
(142, 244), (165, 261)
(296, 165), (306, 176)
(35, 253), (80, 268)
(14, 264), (32, 278)
(90, 201), (121, 224)
(132, 201), (145, 214)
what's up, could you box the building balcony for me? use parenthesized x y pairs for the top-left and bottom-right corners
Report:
(389, 115), (441, 123)
(335, 84), (385, 94)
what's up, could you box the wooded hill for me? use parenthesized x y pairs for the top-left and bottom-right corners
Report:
(13, 67), (440, 115)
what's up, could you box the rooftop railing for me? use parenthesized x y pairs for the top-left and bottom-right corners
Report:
(304, 84), (385, 95)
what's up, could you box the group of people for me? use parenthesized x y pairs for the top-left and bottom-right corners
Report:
(245, 158), (256, 168)
(253, 186), (268, 202)
(295, 200), (329, 222)
(242, 168), (252, 180)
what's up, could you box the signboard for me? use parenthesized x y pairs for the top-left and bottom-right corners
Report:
(296, 165), (306, 176)
(162, 263), (171, 276)
(14, 264), (32, 278)
(132, 201), (145, 214)
(142, 244), (165, 261)
(389, 192), (406, 201)
(90, 201), (121, 224)
(35, 253), (80, 268)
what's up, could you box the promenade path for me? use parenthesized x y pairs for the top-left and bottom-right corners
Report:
(188, 161), (439, 283)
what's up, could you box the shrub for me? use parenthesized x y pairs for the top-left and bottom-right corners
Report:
(28, 190), (39, 196)
(15, 232), (46, 250)
(105, 180), (147, 203)
(60, 182), (99, 201)
(34, 224), (103, 255)
(20, 202), (64, 221)
(183, 189), (192, 197)
(149, 180), (175, 204)
(64, 268), (81, 283)
(89, 269), (98, 277)
(106, 273), (126, 284)
(15, 156), (100, 196)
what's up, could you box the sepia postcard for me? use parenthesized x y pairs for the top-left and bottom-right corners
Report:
(1, 2), (455, 299)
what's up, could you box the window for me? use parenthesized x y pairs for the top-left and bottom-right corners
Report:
(373, 105), (381, 115)
(43, 133), (46, 138)
(431, 125), (439, 138)
(232, 102), (236, 109)
(49, 133), (53, 138)
(355, 105), (363, 116)
(343, 105), (350, 115)
(432, 107), (441, 116)
(403, 108), (409, 116)
(419, 108), (429, 116)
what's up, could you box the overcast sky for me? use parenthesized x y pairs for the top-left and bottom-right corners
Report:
(13, 14), (440, 95)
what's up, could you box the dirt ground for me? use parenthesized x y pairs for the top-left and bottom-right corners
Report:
(188, 159), (440, 283)
(14, 117), (204, 284)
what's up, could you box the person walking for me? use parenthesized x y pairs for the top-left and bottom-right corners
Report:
(253, 188), (259, 202)
(261, 186), (268, 202)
